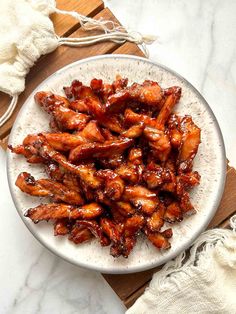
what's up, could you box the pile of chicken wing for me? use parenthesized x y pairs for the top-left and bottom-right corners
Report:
(9, 76), (201, 258)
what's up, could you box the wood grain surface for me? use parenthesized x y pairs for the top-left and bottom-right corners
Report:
(51, 0), (104, 36)
(0, 0), (235, 310)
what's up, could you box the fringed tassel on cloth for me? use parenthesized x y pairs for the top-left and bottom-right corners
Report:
(55, 7), (156, 57)
(126, 215), (236, 314)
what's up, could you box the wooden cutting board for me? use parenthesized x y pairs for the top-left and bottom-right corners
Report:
(1, 0), (235, 309)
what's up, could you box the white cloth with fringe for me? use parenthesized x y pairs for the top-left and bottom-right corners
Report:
(126, 216), (236, 314)
(0, 0), (155, 127)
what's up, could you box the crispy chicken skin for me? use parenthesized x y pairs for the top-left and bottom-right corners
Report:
(167, 114), (182, 148)
(155, 86), (181, 129)
(106, 80), (163, 113)
(144, 126), (171, 162)
(123, 186), (159, 215)
(124, 108), (156, 127)
(45, 161), (65, 181)
(116, 163), (143, 184)
(115, 148), (143, 184)
(178, 116), (201, 172)
(69, 138), (134, 162)
(8, 134), (45, 164)
(121, 123), (144, 138)
(95, 169), (125, 201)
(11, 76), (201, 258)
(115, 201), (136, 217)
(123, 215), (145, 237)
(69, 224), (94, 244)
(76, 220), (110, 246)
(54, 219), (70, 236)
(143, 166), (172, 189)
(75, 164), (102, 189)
(25, 203), (103, 223)
(164, 201), (183, 223)
(42, 120), (105, 151)
(42, 132), (86, 151)
(147, 204), (165, 232)
(62, 173), (82, 194)
(16, 172), (84, 205)
(100, 218), (121, 243)
(35, 91), (90, 131)
(146, 228), (173, 250)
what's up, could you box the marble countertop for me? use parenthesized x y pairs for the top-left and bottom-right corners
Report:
(1, 1), (236, 313)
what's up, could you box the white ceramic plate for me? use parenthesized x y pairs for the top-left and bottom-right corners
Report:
(7, 55), (226, 274)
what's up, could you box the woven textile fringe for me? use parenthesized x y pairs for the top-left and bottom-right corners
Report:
(54, 7), (156, 55)
(0, 0), (156, 127)
(127, 215), (236, 314)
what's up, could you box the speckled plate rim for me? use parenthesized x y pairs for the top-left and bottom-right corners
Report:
(7, 54), (226, 274)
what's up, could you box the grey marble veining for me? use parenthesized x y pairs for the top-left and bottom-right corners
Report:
(1, 1), (236, 313)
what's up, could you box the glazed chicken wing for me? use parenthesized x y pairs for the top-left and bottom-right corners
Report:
(35, 91), (90, 131)
(69, 224), (94, 244)
(147, 203), (165, 232)
(143, 166), (172, 189)
(116, 163), (143, 184)
(26, 203), (103, 223)
(146, 228), (173, 250)
(123, 215), (145, 237)
(42, 121), (105, 151)
(8, 134), (45, 164)
(100, 218), (121, 244)
(129, 80), (163, 106)
(123, 186), (158, 215)
(114, 201), (136, 217)
(121, 123), (144, 138)
(16, 172), (84, 205)
(54, 219), (70, 236)
(164, 201), (183, 223)
(95, 169), (125, 201)
(42, 133), (86, 151)
(167, 114), (182, 149)
(178, 116), (201, 172)
(124, 108), (156, 127)
(85, 97), (124, 133)
(144, 126), (171, 162)
(76, 220), (110, 246)
(69, 138), (134, 162)
(63, 79), (83, 101)
(117, 215), (145, 258)
(16, 172), (49, 197)
(22, 136), (101, 184)
(115, 148), (143, 184)
(155, 86), (181, 129)
(106, 80), (163, 113)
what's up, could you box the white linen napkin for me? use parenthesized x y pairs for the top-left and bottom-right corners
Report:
(127, 218), (236, 314)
